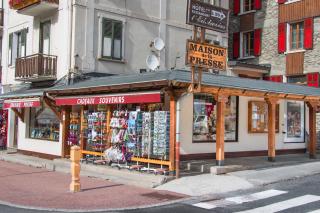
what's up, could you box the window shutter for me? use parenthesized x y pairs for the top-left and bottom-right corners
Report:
(278, 0), (287, 4)
(307, 73), (319, 87)
(254, 29), (262, 56)
(278, 23), (286, 53)
(254, 0), (262, 10)
(234, 0), (240, 15)
(304, 18), (313, 50)
(233, 32), (240, 59)
(263, 76), (270, 81)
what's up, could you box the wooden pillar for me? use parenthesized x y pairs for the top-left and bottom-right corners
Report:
(169, 93), (176, 171)
(70, 145), (81, 192)
(307, 101), (318, 159)
(215, 94), (228, 166)
(266, 98), (278, 162)
(62, 106), (71, 158)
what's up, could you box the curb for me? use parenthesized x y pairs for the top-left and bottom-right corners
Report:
(0, 196), (192, 212)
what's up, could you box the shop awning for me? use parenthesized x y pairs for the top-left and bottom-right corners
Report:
(55, 91), (162, 106)
(3, 98), (41, 109)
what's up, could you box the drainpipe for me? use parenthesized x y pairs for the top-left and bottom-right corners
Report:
(175, 98), (181, 178)
(68, 0), (75, 84)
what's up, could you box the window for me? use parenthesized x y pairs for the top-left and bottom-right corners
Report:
(248, 101), (280, 133)
(29, 105), (60, 141)
(193, 94), (238, 142)
(242, 31), (254, 57)
(39, 21), (51, 54)
(201, 0), (221, 6)
(284, 101), (305, 143)
(287, 75), (307, 85)
(290, 22), (304, 50)
(243, 0), (254, 12)
(101, 18), (123, 60)
(8, 29), (27, 66)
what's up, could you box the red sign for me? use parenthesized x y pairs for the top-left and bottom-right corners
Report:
(55, 92), (162, 106)
(3, 99), (41, 109)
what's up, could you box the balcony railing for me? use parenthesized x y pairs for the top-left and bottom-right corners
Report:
(9, 0), (59, 16)
(15, 53), (57, 82)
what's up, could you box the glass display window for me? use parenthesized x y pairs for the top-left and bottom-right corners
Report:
(29, 105), (60, 141)
(248, 101), (280, 133)
(284, 101), (305, 143)
(193, 94), (238, 142)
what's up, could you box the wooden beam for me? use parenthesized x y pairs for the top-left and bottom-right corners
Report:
(200, 86), (220, 94)
(11, 108), (25, 122)
(214, 94), (229, 166)
(307, 101), (319, 159)
(169, 94), (176, 171)
(61, 106), (71, 158)
(265, 97), (278, 162)
(43, 97), (62, 122)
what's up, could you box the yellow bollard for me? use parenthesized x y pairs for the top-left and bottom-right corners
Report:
(70, 145), (81, 192)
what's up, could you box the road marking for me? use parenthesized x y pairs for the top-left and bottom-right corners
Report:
(236, 195), (320, 213)
(307, 210), (320, 213)
(192, 189), (287, 210)
(192, 202), (216, 209)
(226, 189), (287, 204)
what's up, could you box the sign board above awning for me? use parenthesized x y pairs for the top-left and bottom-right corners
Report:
(55, 91), (162, 106)
(186, 40), (227, 70)
(186, 0), (229, 32)
(3, 98), (41, 109)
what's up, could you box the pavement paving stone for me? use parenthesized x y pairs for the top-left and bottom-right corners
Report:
(0, 161), (187, 211)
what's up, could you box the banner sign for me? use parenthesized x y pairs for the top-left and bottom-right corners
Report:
(3, 98), (41, 109)
(186, 0), (229, 32)
(186, 40), (227, 70)
(55, 92), (162, 106)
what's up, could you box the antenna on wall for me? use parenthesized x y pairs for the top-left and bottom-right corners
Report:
(146, 37), (165, 71)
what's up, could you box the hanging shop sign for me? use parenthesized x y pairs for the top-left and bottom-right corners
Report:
(186, 40), (227, 70)
(186, 0), (229, 32)
(3, 98), (41, 109)
(55, 92), (162, 106)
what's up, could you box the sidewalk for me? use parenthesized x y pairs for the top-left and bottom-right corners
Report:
(0, 160), (187, 212)
(157, 160), (320, 196)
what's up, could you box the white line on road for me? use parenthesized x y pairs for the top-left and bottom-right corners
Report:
(192, 189), (287, 210)
(226, 189), (287, 204)
(236, 195), (320, 213)
(307, 210), (320, 213)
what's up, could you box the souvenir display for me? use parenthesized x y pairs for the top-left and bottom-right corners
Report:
(141, 112), (153, 157)
(152, 111), (170, 159)
(85, 111), (107, 151)
(68, 112), (80, 146)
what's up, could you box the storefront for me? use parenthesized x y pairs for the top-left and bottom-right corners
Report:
(2, 70), (320, 176)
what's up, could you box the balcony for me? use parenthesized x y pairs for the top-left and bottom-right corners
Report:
(9, 0), (59, 16)
(15, 54), (57, 82)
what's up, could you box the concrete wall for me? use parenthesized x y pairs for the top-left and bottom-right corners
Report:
(178, 94), (306, 155)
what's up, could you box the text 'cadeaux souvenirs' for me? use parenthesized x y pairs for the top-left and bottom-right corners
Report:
(76, 96), (125, 105)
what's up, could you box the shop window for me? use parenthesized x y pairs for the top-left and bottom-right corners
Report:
(241, 31), (254, 57)
(287, 75), (307, 85)
(284, 101), (305, 143)
(29, 105), (60, 141)
(289, 22), (304, 50)
(101, 18), (123, 60)
(248, 101), (280, 133)
(9, 28), (28, 66)
(193, 94), (238, 142)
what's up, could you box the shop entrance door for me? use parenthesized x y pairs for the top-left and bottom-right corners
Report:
(13, 114), (18, 148)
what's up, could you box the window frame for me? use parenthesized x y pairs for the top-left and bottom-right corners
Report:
(289, 21), (304, 51)
(192, 94), (239, 143)
(39, 20), (51, 55)
(240, 30), (255, 58)
(241, 0), (255, 13)
(98, 14), (125, 62)
(8, 28), (28, 66)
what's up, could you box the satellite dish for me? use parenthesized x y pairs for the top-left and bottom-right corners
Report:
(153, 37), (165, 51)
(146, 55), (159, 70)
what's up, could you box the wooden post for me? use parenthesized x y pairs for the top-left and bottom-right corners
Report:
(70, 145), (81, 192)
(215, 94), (228, 166)
(61, 106), (70, 158)
(307, 101), (318, 159)
(169, 93), (176, 172)
(80, 106), (85, 151)
(266, 98), (278, 162)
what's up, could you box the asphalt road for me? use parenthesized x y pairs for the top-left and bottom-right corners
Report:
(2, 173), (320, 213)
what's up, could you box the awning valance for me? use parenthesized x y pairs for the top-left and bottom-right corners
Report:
(55, 91), (162, 106)
(3, 98), (41, 109)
